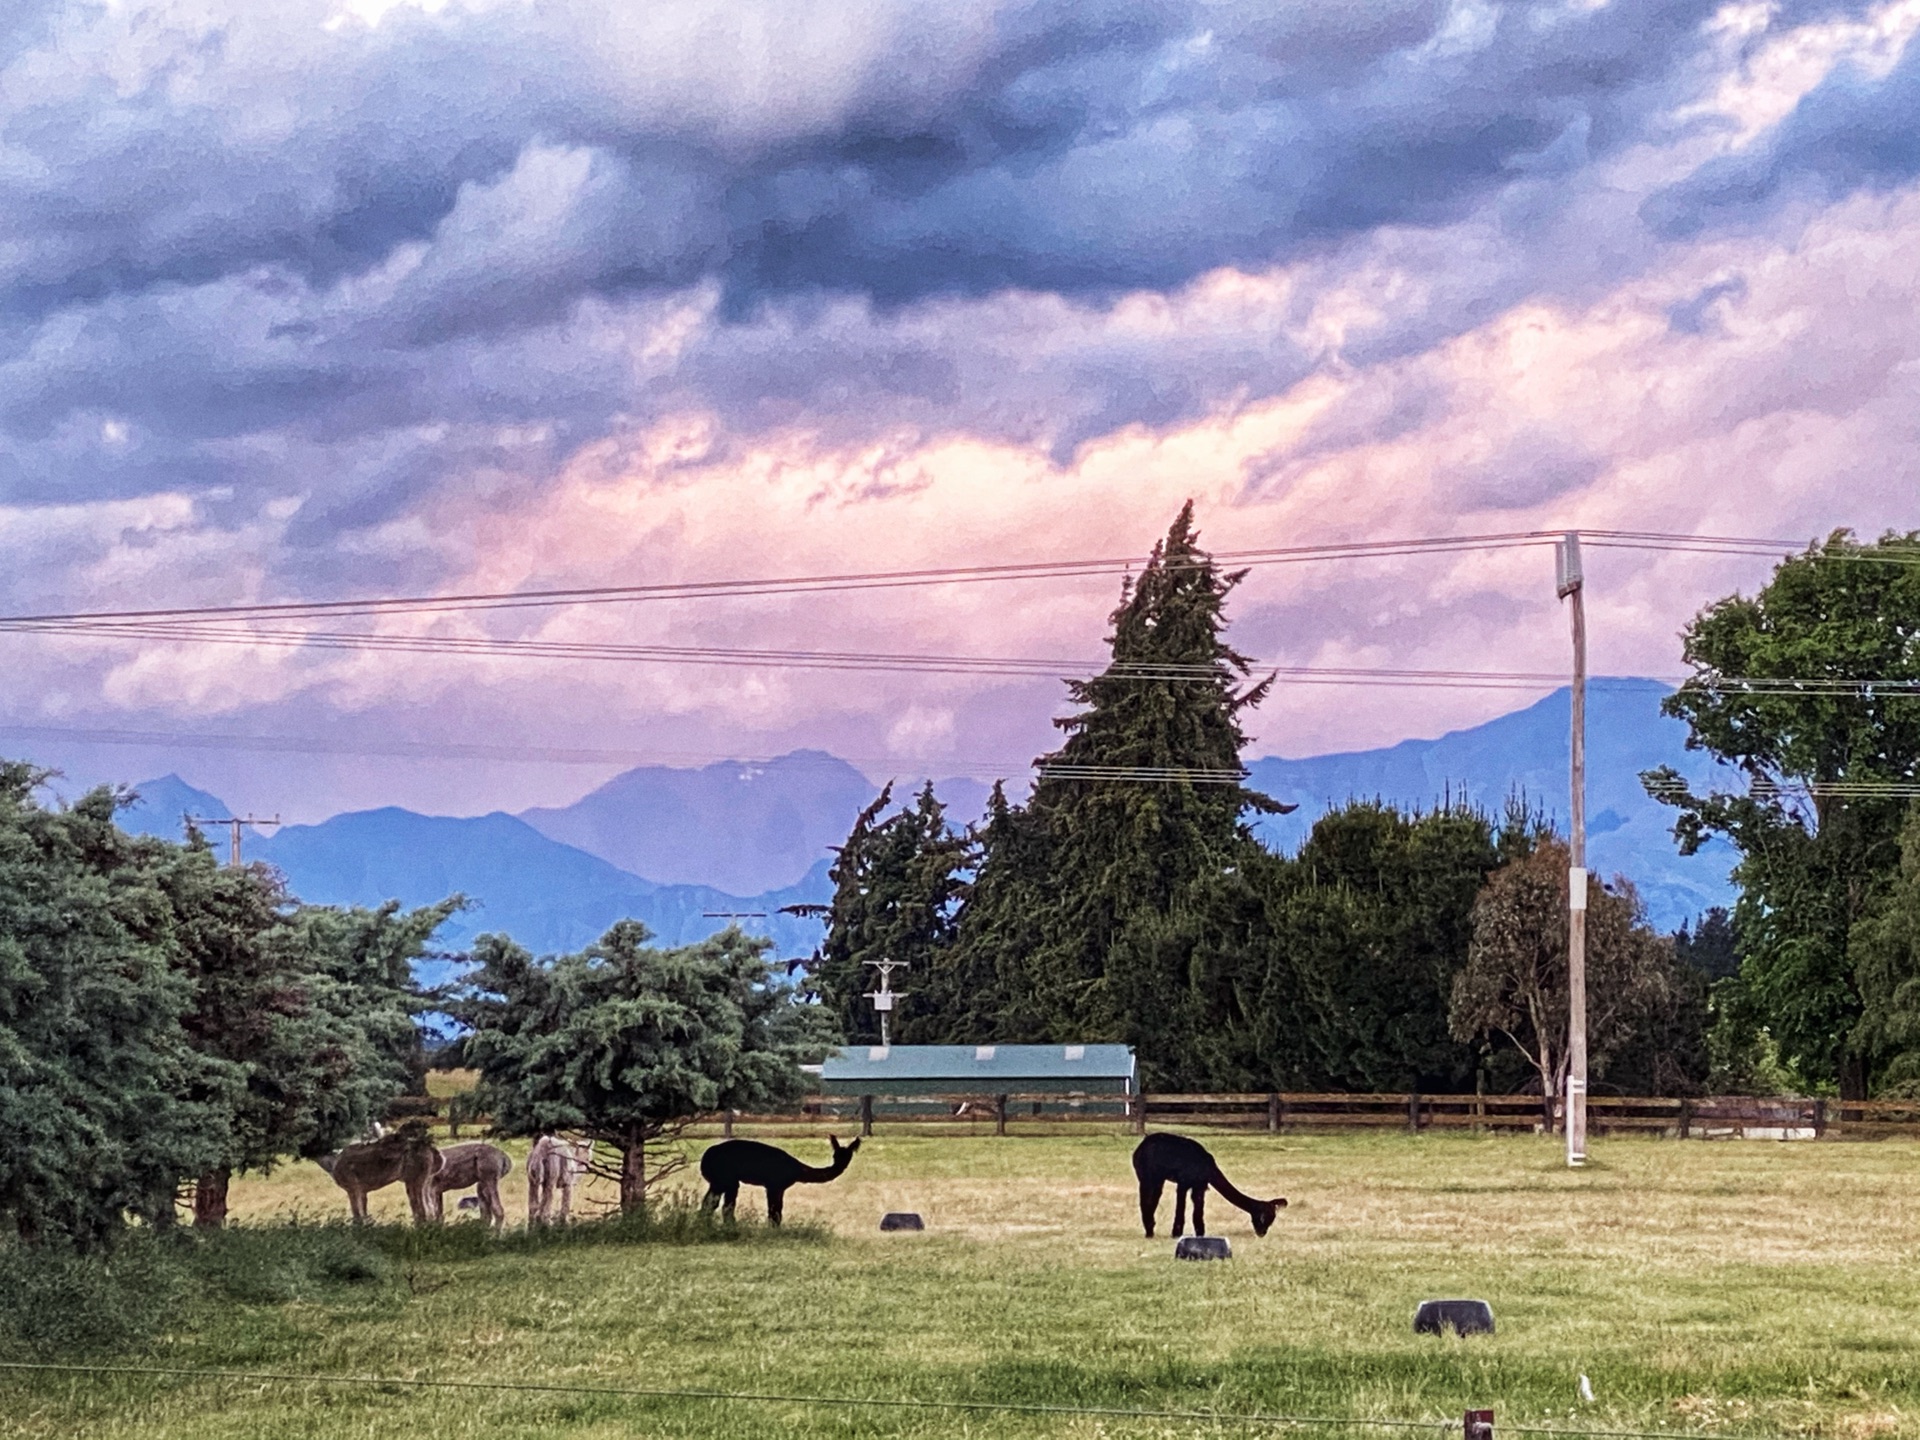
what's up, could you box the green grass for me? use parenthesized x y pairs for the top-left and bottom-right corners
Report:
(4, 1130), (1920, 1438)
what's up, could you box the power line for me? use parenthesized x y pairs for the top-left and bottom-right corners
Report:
(13, 618), (1920, 698)
(0, 528), (1816, 634)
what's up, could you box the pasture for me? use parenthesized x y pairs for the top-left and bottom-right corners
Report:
(5, 1130), (1920, 1439)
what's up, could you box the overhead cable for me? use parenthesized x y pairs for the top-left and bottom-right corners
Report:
(0, 528), (1819, 634)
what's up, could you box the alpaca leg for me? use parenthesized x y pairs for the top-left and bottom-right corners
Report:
(1191, 1187), (1207, 1237)
(482, 1176), (505, 1229)
(720, 1184), (739, 1218)
(347, 1184), (369, 1223)
(1138, 1177), (1164, 1237)
(1171, 1185), (1189, 1238)
(766, 1186), (786, 1227)
(557, 1172), (573, 1223)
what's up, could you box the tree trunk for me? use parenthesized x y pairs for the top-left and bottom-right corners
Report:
(193, 1167), (232, 1229)
(620, 1127), (647, 1213)
(1840, 1052), (1868, 1101)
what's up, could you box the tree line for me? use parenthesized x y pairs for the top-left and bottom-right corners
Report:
(0, 760), (829, 1245)
(814, 510), (1920, 1103)
(0, 761), (450, 1245)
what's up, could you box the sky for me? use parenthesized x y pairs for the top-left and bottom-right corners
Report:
(2, 0), (1917, 823)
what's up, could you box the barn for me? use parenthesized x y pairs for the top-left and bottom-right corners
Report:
(817, 1043), (1136, 1099)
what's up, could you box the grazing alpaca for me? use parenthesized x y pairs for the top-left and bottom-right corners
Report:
(527, 1134), (593, 1225)
(699, 1135), (859, 1226)
(431, 1141), (513, 1228)
(1132, 1132), (1286, 1239)
(321, 1123), (444, 1223)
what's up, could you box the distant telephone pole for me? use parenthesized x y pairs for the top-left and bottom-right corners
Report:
(1555, 532), (1588, 1169)
(184, 813), (282, 867)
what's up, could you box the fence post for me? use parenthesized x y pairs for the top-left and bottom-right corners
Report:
(859, 1094), (874, 1138)
(723, 1108), (735, 1139)
(1267, 1092), (1280, 1133)
(1813, 1098), (1827, 1138)
(1132, 1092), (1147, 1135)
(995, 1094), (1009, 1137)
(1408, 1091), (1422, 1133)
(1678, 1099), (1692, 1140)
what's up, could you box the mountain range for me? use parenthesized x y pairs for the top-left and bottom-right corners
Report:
(115, 679), (1739, 973)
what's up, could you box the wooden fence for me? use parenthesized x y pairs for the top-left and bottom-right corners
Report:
(392, 1090), (1920, 1142)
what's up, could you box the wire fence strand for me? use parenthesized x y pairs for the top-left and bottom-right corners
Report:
(0, 1359), (1794, 1440)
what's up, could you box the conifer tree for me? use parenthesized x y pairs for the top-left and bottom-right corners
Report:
(812, 782), (969, 1043)
(1008, 502), (1292, 1077)
(0, 766), (236, 1245)
(459, 922), (832, 1210)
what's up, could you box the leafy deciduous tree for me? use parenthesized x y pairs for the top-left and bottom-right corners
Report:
(1449, 840), (1687, 1118)
(1645, 530), (1920, 1095)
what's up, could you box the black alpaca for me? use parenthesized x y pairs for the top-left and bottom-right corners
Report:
(699, 1135), (860, 1225)
(1132, 1132), (1286, 1238)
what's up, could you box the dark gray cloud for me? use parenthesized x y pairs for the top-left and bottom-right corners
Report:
(1644, 29), (1920, 237)
(0, 0), (1903, 589)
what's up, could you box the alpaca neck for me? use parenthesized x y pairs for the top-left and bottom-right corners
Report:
(795, 1155), (850, 1184)
(1207, 1165), (1265, 1214)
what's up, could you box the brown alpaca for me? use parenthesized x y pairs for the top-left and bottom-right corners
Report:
(432, 1142), (513, 1228)
(527, 1134), (592, 1225)
(321, 1124), (444, 1223)
(1132, 1132), (1286, 1238)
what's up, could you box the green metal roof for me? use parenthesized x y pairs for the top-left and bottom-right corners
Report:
(819, 1043), (1135, 1088)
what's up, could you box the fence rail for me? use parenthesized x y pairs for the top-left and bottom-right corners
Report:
(393, 1090), (1920, 1142)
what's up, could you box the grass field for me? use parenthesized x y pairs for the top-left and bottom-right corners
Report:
(5, 1129), (1920, 1439)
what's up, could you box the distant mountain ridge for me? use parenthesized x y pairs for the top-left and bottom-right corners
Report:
(1244, 679), (1737, 928)
(114, 678), (1738, 971)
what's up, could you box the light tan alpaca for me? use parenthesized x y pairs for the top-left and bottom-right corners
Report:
(527, 1134), (593, 1224)
(431, 1142), (513, 1228)
(320, 1123), (444, 1223)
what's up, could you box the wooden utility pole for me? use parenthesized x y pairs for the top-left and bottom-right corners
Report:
(1556, 533), (1588, 1169)
(184, 813), (281, 867)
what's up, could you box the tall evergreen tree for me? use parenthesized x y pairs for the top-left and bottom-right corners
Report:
(156, 839), (454, 1227)
(935, 783), (1054, 1041)
(812, 782), (969, 1044)
(1003, 502), (1292, 1080)
(0, 766), (237, 1246)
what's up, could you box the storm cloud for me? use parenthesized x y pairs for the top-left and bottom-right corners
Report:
(2, 0), (1918, 821)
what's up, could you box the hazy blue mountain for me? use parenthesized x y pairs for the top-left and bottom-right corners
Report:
(119, 678), (1741, 982)
(248, 809), (832, 961)
(117, 774), (234, 842)
(1245, 679), (1738, 930)
(519, 750), (874, 895)
(123, 785), (836, 979)
(521, 749), (991, 894)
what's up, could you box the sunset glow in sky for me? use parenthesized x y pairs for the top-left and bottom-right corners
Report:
(3, 0), (1918, 820)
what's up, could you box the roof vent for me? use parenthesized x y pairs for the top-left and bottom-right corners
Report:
(1064, 1045), (1086, 1061)
(868, 1045), (890, 1061)
(974, 1045), (996, 1061)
